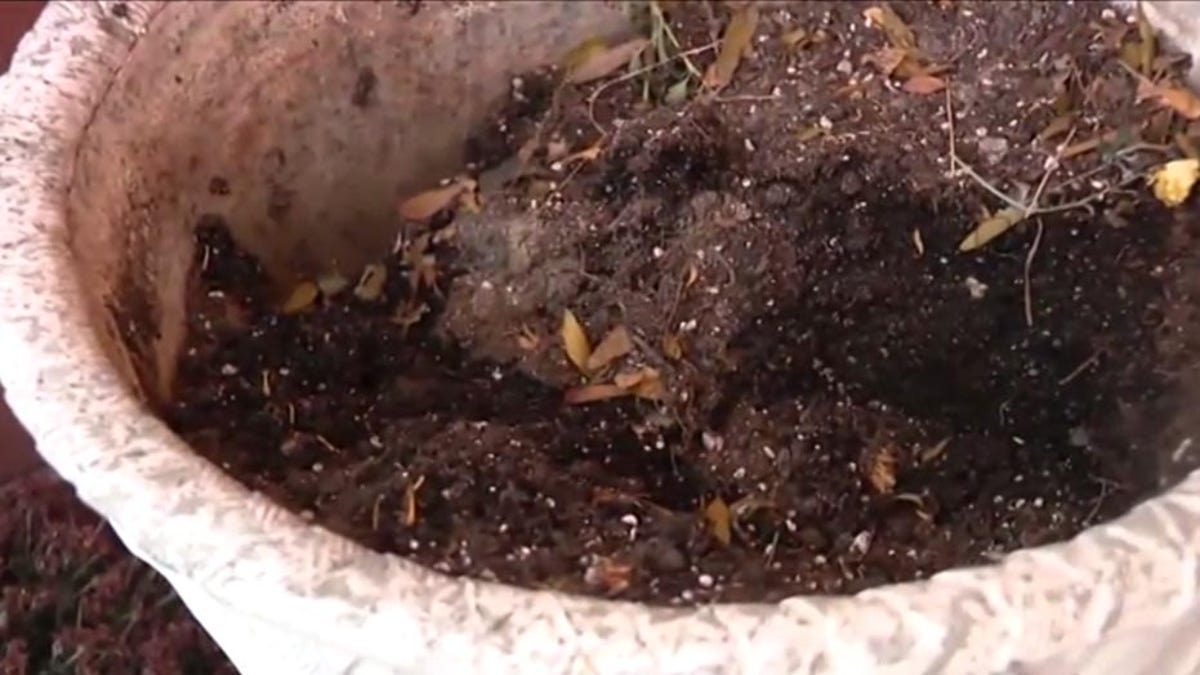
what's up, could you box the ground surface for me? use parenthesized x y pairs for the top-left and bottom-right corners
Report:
(0, 471), (234, 674)
(167, 1), (1200, 605)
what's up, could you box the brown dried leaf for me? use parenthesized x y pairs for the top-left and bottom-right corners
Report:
(403, 475), (425, 527)
(863, 4), (916, 51)
(584, 556), (633, 595)
(1157, 86), (1200, 120)
(703, 3), (759, 92)
(561, 309), (592, 373)
(353, 263), (387, 301)
(865, 47), (923, 79)
(867, 445), (898, 494)
(901, 73), (946, 95)
(586, 325), (634, 371)
(398, 178), (476, 222)
(516, 324), (541, 352)
(1136, 2), (1157, 76)
(564, 383), (630, 405)
(566, 38), (650, 85)
(781, 27), (812, 49)
(615, 367), (665, 400)
(704, 496), (733, 546)
(662, 333), (684, 360)
(958, 206), (1027, 252)
(1037, 114), (1076, 142)
(281, 281), (319, 314)
(1061, 136), (1102, 160)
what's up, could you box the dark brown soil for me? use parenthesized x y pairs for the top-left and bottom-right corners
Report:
(165, 1), (1200, 604)
(0, 471), (234, 674)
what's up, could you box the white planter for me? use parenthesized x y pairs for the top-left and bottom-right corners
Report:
(0, 2), (1198, 673)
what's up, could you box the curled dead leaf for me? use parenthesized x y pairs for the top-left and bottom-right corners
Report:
(662, 333), (684, 360)
(516, 324), (541, 352)
(704, 496), (733, 546)
(703, 3), (758, 92)
(586, 325), (634, 371)
(866, 444), (899, 494)
(584, 556), (633, 595)
(958, 206), (1027, 252)
(281, 281), (319, 314)
(564, 383), (630, 405)
(566, 37), (651, 84)
(901, 73), (946, 95)
(615, 367), (666, 400)
(863, 4), (916, 50)
(865, 47), (924, 80)
(561, 309), (592, 373)
(1157, 86), (1200, 120)
(398, 177), (478, 221)
(1150, 158), (1200, 207)
(403, 475), (425, 527)
(353, 263), (387, 301)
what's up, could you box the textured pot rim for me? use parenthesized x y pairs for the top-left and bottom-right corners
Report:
(0, 2), (1197, 672)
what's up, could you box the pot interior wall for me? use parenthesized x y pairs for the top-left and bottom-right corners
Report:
(64, 1), (630, 404)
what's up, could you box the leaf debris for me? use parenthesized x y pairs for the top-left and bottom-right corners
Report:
(566, 37), (652, 85)
(702, 3), (758, 92)
(281, 281), (319, 314)
(703, 496), (733, 546)
(586, 325), (634, 371)
(561, 309), (592, 373)
(1150, 158), (1200, 207)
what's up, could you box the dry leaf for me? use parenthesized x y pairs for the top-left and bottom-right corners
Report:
(1157, 86), (1200, 120)
(662, 333), (684, 360)
(1136, 2), (1157, 76)
(316, 272), (350, 297)
(902, 73), (946, 95)
(353, 263), (387, 301)
(703, 3), (759, 92)
(403, 475), (425, 527)
(281, 281), (319, 314)
(516, 324), (541, 352)
(865, 47), (924, 80)
(398, 177), (476, 221)
(561, 309), (592, 373)
(1061, 136), (1102, 160)
(1151, 158), (1200, 207)
(704, 497), (733, 546)
(614, 367), (665, 400)
(586, 326), (634, 371)
(563, 36), (610, 72)
(958, 206), (1027, 252)
(664, 78), (690, 106)
(566, 37), (650, 84)
(1037, 114), (1076, 142)
(866, 445), (898, 494)
(795, 124), (826, 142)
(584, 556), (633, 595)
(393, 300), (429, 329)
(562, 141), (605, 165)
(565, 383), (630, 405)
(781, 27), (808, 48)
(863, 4), (916, 50)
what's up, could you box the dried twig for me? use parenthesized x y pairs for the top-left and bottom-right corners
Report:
(587, 41), (720, 133)
(1023, 218), (1044, 327)
(1058, 349), (1103, 386)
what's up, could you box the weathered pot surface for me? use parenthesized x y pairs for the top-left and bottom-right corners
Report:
(1, 2), (1199, 673)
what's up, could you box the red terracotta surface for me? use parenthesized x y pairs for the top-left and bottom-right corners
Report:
(0, 1), (48, 481)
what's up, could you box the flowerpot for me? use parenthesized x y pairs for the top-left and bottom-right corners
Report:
(1, 2), (1200, 674)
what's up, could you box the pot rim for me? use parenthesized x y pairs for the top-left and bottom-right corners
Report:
(0, 2), (1196, 672)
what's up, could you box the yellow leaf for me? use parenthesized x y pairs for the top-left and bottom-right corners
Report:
(353, 263), (387, 301)
(563, 36), (610, 72)
(566, 38), (651, 84)
(1136, 2), (1157, 76)
(586, 325), (634, 371)
(704, 497), (733, 546)
(662, 333), (684, 360)
(902, 73), (946, 95)
(863, 4), (916, 50)
(561, 309), (592, 373)
(398, 177), (475, 221)
(281, 281), (319, 314)
(564, 383), (630, 405)
(1157, 86), (1200, 120)
(866, 445), (898, 494)
(958, 206), (1027, 252)
(1151, 158), (1200, 207)
(703, 3), (759, 92)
